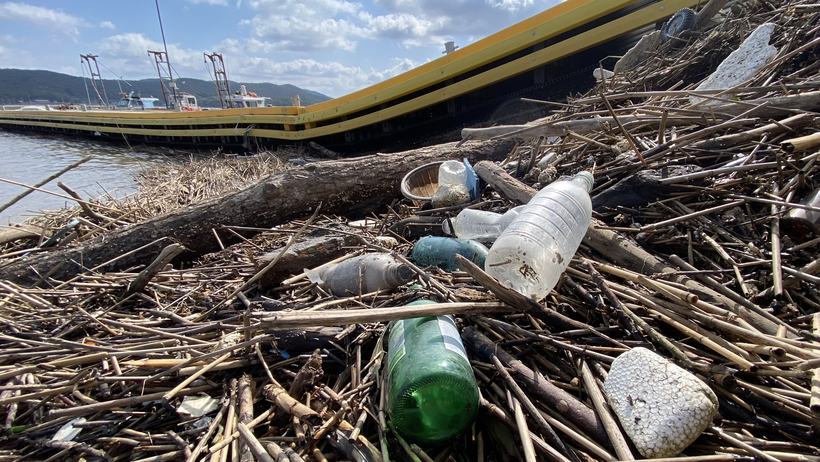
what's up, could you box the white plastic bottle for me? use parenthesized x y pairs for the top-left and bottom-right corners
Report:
(485, 171), (594, 301)
(443, 206), (525, 244)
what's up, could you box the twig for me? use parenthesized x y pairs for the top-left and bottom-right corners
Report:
(0, 156), (92, 214)
(57, 182), (110, 222)
(125, 243), (186, 296)
(237, 422), (275, 462)
(599, 91), (647, 167)
(578, 359), (634, 460)
(49, 384), (215, 419)
(463, 326), (608, 443)
(513, 397), (538, 462)
(186, 396), (228, 462)
(254, 301), (509, 329)
(491, 354), (576, 462)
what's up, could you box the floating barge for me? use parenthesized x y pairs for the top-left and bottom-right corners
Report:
(0, 0), (698, 152)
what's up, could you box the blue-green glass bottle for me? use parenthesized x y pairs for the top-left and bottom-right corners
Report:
(387, 300), (479, 444)
(411, 236), (488, 272)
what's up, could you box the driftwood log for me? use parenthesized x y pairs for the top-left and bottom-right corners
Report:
(473, 161), (538, 204)
(0, 140), (514, 285)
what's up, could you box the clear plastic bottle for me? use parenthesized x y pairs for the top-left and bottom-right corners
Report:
(411, 236), (488, 272)
(305, 253), (414, 296)
(438, 160), (468, 187)
(387, 300), (479, 444)
(485, 171), (594, 301)
(443, 206), (526, 244)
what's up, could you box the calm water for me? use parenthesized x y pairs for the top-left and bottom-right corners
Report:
(0, 131), (169, 225)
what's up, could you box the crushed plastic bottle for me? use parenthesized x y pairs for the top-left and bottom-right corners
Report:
(485, 171), (594, 301)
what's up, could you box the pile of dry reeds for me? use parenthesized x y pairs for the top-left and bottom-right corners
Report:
(1, 0), (820, 461)
(0, 149), (295, 258)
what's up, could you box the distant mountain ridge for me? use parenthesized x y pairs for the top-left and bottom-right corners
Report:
(0, 69), (332, 108)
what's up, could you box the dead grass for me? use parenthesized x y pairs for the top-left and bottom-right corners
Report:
(0, 146), (301, 257)
(134, 149), (294, 215)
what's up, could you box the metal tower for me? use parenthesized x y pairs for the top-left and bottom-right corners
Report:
(79, 54), (109, 107)
(204, 52), (232, 109)
(147, 50), (176, 109)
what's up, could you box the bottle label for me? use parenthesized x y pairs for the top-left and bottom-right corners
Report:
(438, 317), (469, 364)
(387, 319), (406, 375)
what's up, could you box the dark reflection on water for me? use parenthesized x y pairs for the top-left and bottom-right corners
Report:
(0, 131), (169, 225)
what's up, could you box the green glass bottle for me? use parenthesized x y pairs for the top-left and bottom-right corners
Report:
(386, 300), (479, 445)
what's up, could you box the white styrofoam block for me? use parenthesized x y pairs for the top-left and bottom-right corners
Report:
(691, 23), (778, 105)
(603, 347), (718, 458)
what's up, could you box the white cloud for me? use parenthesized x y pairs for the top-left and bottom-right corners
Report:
(486, 0), (534, 11)
(357, 12), (450, 46)
(241, 17), (362, 52)
(183, 39), (423, 96)
(373, 0), (471, 16)
(88, 32), (384, 96)
(225, 56), (424, 96)
(58, 65), (78, 75)
(214, 38), (243, 56)
(0, 2), (87, 36)
(187, 0), (229, 5)
(372, 0), (553, 37)
(99, 21), (115, 30)
(242, 0), (454, 52)
(248, 0), (360, 16)
(240, 0), (551, 55)
(94, 33), (206, 80)
(222, 0), (562, 96)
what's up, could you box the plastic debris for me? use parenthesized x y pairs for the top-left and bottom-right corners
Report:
(50, 418), (86, 442)
(177, 394), (219, 418)
(691, 23), (777, 104)
(604, 348), (718, 458)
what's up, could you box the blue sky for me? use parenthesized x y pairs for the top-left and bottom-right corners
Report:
(0, 0), (563, 98)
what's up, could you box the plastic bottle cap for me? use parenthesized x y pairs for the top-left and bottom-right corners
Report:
(396, 264), (415, 283)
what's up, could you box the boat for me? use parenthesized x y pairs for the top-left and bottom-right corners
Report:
(204, 53), (267, 109)
(114, 91), (162, 110)
(172, 92), (199, 111)
(0, 0), (701, 153)
(226, 84), (267, 109)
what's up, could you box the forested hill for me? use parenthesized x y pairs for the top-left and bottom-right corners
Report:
(0, 69), (332, 108)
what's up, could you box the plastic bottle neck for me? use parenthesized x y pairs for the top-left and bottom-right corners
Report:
(571, 171), (594, 193)
(385, 263), (414, 287)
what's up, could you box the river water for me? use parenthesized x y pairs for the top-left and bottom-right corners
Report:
(0, 131), (168, 226)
